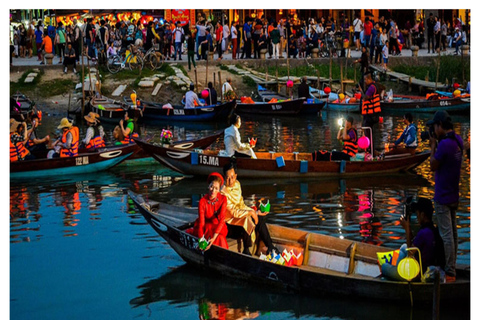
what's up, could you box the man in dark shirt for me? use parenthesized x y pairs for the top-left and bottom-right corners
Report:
(426, 13), (435, 53)
(63, 43), (77, 74)
(354, 46), (369, 91)
(207, 82), (217, 105)
(428, 111), (463, 282)
(297, 76), (309, 99)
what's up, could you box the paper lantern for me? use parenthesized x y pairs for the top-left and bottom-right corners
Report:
(339, 93), (345, 101)
(286, 80), (294, 88)
(453, 90), (461, 97)
(324, 87), (331, 94)
(453, 83), (460, 89)
(397, 257), (420, 281)
(358, 136), (370, 149)
(201, 90), (209, 99)
(354, 93), (361, 100)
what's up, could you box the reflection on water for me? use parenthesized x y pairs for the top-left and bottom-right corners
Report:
(129, 265), (469, 320)
(10, 111), (470, 319)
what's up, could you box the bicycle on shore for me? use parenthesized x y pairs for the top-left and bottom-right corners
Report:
(107, 44), (144, 74)
(138, 44), (166, 71)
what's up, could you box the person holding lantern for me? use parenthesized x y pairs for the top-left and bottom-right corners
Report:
(333, 116), (358, 160)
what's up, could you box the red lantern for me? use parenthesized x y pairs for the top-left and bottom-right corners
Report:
(354, 92), (362, 100)
(201, 90), (209, 99)
(286, 80), (294, 88)
(324, 87), (331, 94)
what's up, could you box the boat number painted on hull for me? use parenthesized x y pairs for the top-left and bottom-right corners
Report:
(271, 104), (283, 110)
(199, 155), (219, 166)
(76, 156), (89, 166)
(180, 233), (199, 250)
(439, 101), (451, 106)
(173, 109), (185, 115)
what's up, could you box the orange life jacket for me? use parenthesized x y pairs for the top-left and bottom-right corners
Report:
(10, 132), (30, 162)
(361, 82), (382, 115)
(122, 132), (139, 144)
(60, 126), (79, 158)
(342, 128), (358, 157)
(85, 126), (106, 149)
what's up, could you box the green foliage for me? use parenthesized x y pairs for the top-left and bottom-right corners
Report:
(392, 56), (470, 83)
(242, 76), (257, 88)
(36, 79), (77, 97)
(220, 64), (240, 75)
(10, 69), (45, 95)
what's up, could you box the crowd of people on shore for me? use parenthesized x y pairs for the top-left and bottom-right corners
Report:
(10, 12), (469, 69)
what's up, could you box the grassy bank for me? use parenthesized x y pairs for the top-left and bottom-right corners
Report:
(391, 55), (470, 84)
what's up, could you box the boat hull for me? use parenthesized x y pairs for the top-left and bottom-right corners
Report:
(10, 144), (138, 179)
(324, 101), (361, 112)
(129, 191), (470, 303)
(381, 97), (470, 113)
(134, 140), (430, 179)
(236, 98), (306, 115)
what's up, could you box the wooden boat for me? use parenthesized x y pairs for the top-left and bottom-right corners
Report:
(111, 130), (223, 164)
(129, 190), (470, 303)
(10, 92), (36, 121)
(133, 139), (430, 179)
(236, 98), (307, 115)
(236, 85), (311, 115)
(380, 96), (470, 114)
(126, 98), (236, 122)
(89, 95), (141, 123)
(10, 144), (139, 179)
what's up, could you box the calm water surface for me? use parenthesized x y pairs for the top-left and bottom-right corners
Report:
(10, 109), (470, 319)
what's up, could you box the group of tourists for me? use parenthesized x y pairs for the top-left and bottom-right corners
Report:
(10, 13), (469, 69)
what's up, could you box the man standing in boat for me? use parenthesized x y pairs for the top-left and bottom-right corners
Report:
(221, 162), (278, 256)
(360, 73), (383, 154)
(428, 111), (463, 282)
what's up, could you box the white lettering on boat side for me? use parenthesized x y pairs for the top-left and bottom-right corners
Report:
(75, 156), (89, 166)
(271, 104), (283, 110)
(173, 109), (185, 115)
(199, 155), (219, 166)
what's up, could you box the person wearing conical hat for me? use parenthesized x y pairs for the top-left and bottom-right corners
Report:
(82, 112), (105, 150)
(51, 118), (79, 158)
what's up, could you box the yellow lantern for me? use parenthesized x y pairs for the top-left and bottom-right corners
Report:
(130, 92), (137, 106)
(397, 247), (422, 281)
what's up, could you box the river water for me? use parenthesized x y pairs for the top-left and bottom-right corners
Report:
(10, 109), (470, 319)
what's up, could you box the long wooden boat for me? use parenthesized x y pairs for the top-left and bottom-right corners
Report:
(114, 130), (224, 164)
(10, 144), (138, 179)
(380, 96), (470, 114)
(10, 92), (36, 121)
(236, 85), (322, 115)
(127, 98), (236, 122)
(134, 139), (430, 179)
(129, 190), (470, 303)
(89, 95), (141, 123)
(236, 98), (307, 115)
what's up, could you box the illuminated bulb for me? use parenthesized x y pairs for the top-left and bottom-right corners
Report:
(337, 118), (344, 127)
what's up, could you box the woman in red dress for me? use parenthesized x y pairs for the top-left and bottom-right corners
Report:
(191, 173), (229, 250)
